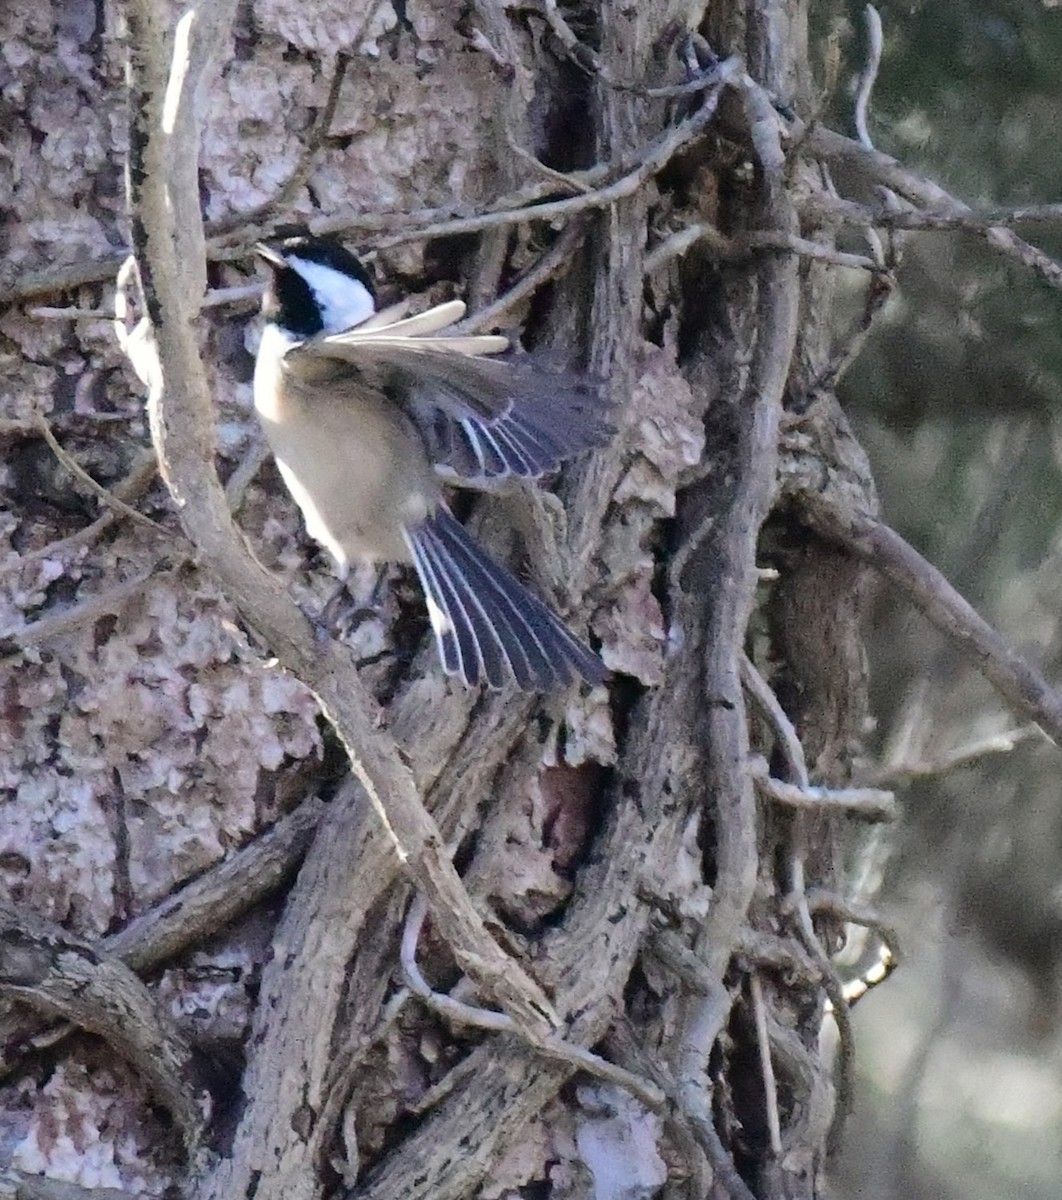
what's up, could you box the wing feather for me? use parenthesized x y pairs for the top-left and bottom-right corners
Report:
(288, 308), (613, 482)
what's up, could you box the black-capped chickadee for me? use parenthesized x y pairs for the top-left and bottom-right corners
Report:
(252, 233), (611, 690)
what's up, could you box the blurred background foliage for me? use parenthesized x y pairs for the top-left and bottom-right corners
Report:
(821, 2), (1062, 1197)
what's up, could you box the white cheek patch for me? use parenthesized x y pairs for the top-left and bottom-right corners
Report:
(289, 256), (376, 333)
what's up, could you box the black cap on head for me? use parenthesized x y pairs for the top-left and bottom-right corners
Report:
(255, 233), (376, 338)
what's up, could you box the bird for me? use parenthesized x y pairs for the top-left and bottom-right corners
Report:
(251, 232), (612, 690)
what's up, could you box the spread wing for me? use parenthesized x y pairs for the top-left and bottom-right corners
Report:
(288, 301), (613, 482)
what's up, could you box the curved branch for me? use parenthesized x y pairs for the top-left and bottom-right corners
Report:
(804, 500), (1062, 748)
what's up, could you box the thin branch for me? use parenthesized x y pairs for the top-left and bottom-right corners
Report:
(454, 222), (586, 333)
(741, 654), (809, 783)
(400, 895), (511, 1032)
(12, 118), (1062, 312)
(859, 724), (1043, 786)
(752, 768), (897, 823)
(315, 986), (411, 1176)
(734, 929), (823, 981)
(3, 566), (172, 654)
(0, 452), (158, 582)
(604, 1020), (748, 1200)
(208, 48), (356, 237)
(505, 135), (592, 194)
(106, 797), (325, 971)
(645, 221), (884, 275)
(853, 5), (884, 152)
(32, 412), (166, 537)
(739, 653), (856, 1151)
(400, 896), (666, 1111)
(1, 57), (736, 316)
(0, 798), (324, 1076)
(804, 125), (1062, 292)
(9, 1174), (137, 1200)
(806, 192), (1062, 233)
(749, 974), (782, 1157)
(222, 436), (270, 512)
(541, 0), (609, 80)
(803, 891), (900, 1005)
(0, 417), (39, 436)
(365, 59), (740, 252)
(25, 285), (262, 324)
(28, 306), (116, 320)
(0, 900), (204, 1151)
(803, 500), (1062, 749)
(785, 853), (857, 1157)
(201, 282), (262, 309)
(664, 48), (802, 1194)
(800, 259), (898, 402)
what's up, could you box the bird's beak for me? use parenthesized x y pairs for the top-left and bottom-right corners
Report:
(254, 242), (287, 270)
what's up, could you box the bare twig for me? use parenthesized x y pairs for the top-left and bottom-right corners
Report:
(3, 565), (172, 653)
(803, 501), (1062, 749)
(11, 116), (1062, 314)
(804, 125), (1062, 292)
(739, 654), (856, 1151)
(0, 452), (158, 581)
(505, 135), (592, 194)
(315, 987), (411, 1176)
(106, 797), (325, 970)
(803, 258), (898, 401)
(741, 653), (809, 783)
(201, 282), (262, 309)
(1, 58), (736, 318)
(26, 284), (262, 323)
(752, 768), (897, 822)
(209, 48), (356, 238)
(541, 0), (606, 78)
(366, 59), (740, 252)
(663, 45), (802, 1192)
(734, 929), (823, 981)
(804, 891), (900, 1005)
(853, 6), (884, 152)
(0, 799), (324, 1077)
(222, 436), (270, 512)
(805, 192), (1062, 233)
(645, 222), (884, 275)
(604, 1020), (745, 1200)
(455, 223), (586, 333)
(400, 896), (666, 1110)
(10, 1174), (136, 1200)
(749, 974), (782, 1157)
(27, 306), (116, 321)
(0, 417), (39, 436)
(400, 895), (512, 1033)
(859, 724), (1042, 786)
(32, 412), (166, 536)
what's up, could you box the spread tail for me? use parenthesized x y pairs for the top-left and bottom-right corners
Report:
(404, 506), (606, 690)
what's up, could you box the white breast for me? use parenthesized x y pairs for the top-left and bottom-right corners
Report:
(253, 324), (299, 422)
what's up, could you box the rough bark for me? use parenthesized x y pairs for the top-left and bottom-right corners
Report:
(0, 1), (892, 1197)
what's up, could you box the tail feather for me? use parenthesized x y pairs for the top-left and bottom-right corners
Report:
(411, 527), (514, 687)
(406, 534), (477, 680)
(414, 513), (561, 689)
(404, 507), (606, 690)
(427, 520), (559, 689)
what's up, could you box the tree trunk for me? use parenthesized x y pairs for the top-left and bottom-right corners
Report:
(0, 1), (873, 1197)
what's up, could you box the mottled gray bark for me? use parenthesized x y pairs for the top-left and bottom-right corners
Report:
(0, 2), (878, 1198)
